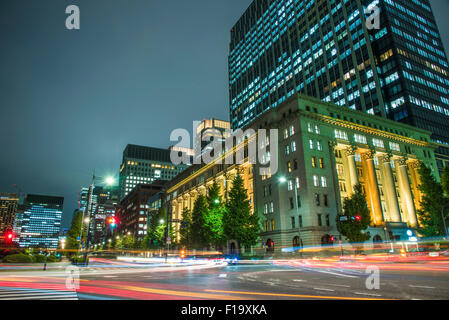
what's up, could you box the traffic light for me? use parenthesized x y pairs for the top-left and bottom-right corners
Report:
(180, 250), (186, 259)
(354, 215), (361, 221)
(108, 217), (117, 228)
(4, 231), (14, 244)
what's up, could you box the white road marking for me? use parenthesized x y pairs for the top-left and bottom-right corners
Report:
(219, 274), (227, 278)
(354, 292), (382, 297)
(314, 288), (335, 292)
(326, 284), (351, 288)
(293, 279), (306, 282)
(409, 285), (435, 289)
(311, 269), (359, 278)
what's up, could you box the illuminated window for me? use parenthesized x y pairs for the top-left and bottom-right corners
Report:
(319, 158), (324, 168)
(313, 175), (319, 187)
(389, 142), (400, 152)
(289, 125), (295, 136)
(291, 141), (297, 152)
(321, 176), (328, 187)
(373, 138), (384, 148)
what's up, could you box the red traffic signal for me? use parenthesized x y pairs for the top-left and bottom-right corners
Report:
(355, 215), (361, 221)
(108, 217), (117, 228)
(108, 217), (117, 224)
(4, 231), (14, 243)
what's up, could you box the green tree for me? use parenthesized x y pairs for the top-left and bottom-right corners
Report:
(204, 182), (226, 248)
(179, 207), (193, 248)
(124, 234), (134, 249)
(133, 238), (142, 250)
(417, 162), (449, 237)
(147, 209), (168, 248)
(337, 184), (371, 244)
(191, 195), (208, 249)
(224, 173), (260, 253)
(115, 236), (123, 249)
(441, 166), (449, 197)
(66, 211), (85, 253)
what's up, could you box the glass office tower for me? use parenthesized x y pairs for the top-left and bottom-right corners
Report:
(119, 144), (190, 200)
(18, 195), (64, 249)
(229, 0), (449, 169)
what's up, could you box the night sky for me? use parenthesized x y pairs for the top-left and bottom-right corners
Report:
(1, 0), (448, 228)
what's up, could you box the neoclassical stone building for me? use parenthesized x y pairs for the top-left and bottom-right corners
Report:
(251, 94), (440, 249)
(164, 94), (441, 250)
(164, 159), (255, 244)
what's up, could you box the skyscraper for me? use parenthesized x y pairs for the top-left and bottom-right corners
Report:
(228, 0), (449, 170)
(119, 144), (189, 200)
(0, 193), (19, 235)
(18, 194), (64, 249)
(78, 187), (89, 213)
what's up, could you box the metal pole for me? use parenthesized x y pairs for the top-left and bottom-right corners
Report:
(442, 204), (448, 238)
(84, 173), (95, 264)
(165, 204), (170, 263)
(294, 183), (303, 258)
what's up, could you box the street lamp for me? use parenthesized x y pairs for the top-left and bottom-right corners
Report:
(279, 175), (303, 257)
(80, 172), (117, 262)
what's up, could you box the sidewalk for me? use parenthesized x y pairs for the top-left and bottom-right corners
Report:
(0, 262), (71, 272)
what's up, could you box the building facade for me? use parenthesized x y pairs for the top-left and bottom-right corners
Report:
(164, 148), (255, 244)
(228, 0), (449, 171)
(86, 185), (120, 246)
(116, 182), (167, 240)
(18, 195), (64, 249)
(164, 94), (439, 250)
(0, 193), (19, 235)
(119, 144), (190, 200)
(78, 187), (89, 213)
(251, 94), (438, 249)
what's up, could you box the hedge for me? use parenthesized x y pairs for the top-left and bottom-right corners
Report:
(46, 255), (59, 262)
(33, 254), (47, 263)
(3, 254), (34, 263)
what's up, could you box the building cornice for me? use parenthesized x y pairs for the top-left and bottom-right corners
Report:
(296, 109), (437, 148)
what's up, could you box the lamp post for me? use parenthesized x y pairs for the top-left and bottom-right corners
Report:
(165, 203), (171, 263)
(279, 175), (303, 258)
(442, 203), (448, 238)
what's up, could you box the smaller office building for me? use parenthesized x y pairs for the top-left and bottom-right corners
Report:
(18, 194), (64, 249)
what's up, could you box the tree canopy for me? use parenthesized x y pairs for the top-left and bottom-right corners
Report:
(337, 184), (371, 243)
(224, 173), (260, 250)
(417, 163), (449, 237)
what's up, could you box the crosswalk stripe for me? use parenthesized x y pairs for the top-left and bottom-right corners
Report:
(0, 295), (78, 300)
(0, 288), (78, 300)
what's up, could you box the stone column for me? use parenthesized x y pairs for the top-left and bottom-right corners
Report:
(380, 154), (401, 222)
(396, 157), (418, 228)
(362, 150), (384, 226)
(408, 161), (422, 214)
(329, 141), (342, 214)
(344, 145), (359, 194)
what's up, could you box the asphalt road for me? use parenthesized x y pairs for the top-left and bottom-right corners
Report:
(74, 261), (449, 300)
(0, 259), (448, 300)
